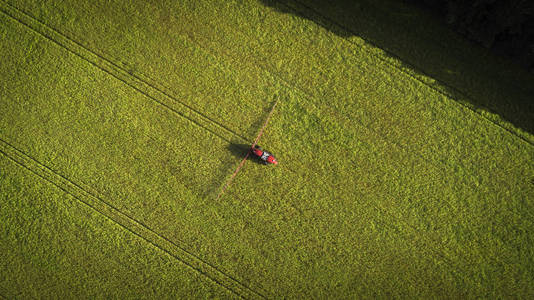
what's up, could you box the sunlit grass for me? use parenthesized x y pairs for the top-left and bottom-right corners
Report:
(1, 0), (533, 298)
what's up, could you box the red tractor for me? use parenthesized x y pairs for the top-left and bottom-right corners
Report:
(251, 145), (278, 165)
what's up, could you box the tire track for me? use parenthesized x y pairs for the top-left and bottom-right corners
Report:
(0, 138), (268, 300)
(0, 0), (249, 145)
(274, 0), (534, 146)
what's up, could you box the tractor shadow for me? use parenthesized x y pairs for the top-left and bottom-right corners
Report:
(227, 143), (265, 165)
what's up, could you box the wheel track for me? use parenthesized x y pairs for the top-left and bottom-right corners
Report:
(0, 138), (268, 300)
(274, 0), (534, 146)
(0, 0), (249, 145)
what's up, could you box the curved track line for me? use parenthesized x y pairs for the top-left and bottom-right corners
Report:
(0, 138), (267, 300)
(274, 0), (534, 146)
(0, 1), (249, 145)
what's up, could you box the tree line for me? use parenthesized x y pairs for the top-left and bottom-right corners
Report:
(405, 0), (534, 71)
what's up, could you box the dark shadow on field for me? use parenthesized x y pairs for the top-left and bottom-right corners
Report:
(243, 97), (280, 141)
(227, 143), (265, 165)
(260, 0), (534, 140)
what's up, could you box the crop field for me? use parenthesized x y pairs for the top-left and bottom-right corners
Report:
(1, 0), (533, 298)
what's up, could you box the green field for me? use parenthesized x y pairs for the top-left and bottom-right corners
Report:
(1, 0), (533, 298)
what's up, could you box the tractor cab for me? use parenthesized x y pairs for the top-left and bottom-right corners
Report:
(251, 145), (278, 165)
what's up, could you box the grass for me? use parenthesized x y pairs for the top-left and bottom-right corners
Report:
(0, 155), (233, 299)
(1, 0), (533, 298)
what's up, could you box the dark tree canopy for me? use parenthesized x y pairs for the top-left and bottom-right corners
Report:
(405, 0), (534, 70)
